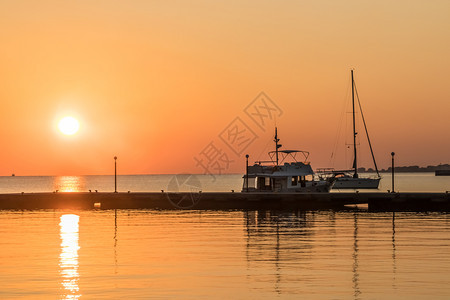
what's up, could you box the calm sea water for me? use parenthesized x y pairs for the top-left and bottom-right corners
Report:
(1, 210), (449, 299)
(0, 172), (448, 193)
(0, 174), (449, 299)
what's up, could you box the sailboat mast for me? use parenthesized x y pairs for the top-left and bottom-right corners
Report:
(351, 70), (358, 178)
(274, 127), (279, 165)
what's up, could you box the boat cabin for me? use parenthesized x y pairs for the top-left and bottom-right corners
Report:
(242, 150), (332, 193)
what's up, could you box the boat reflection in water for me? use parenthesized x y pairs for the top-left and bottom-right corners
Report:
(54, 176), (86, 193)
(59, 214), (81, 299)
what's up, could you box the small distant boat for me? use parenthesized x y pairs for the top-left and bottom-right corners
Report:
(242, 128), (334, 193)
(435, 170), (450, 176)
(321, 70), (381, 189)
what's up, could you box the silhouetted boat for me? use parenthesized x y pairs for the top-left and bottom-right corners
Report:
(320, 70), (381, 189)
(435, 170), (450, 176)
(242, 128), (334, 193)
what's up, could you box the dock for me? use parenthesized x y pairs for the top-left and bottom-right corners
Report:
(0, 191), (449, 211)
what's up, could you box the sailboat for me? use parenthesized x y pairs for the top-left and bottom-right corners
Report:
(321, 70), (381, 189)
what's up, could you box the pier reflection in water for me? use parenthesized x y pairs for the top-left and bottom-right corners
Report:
(59, 214), (81, 299)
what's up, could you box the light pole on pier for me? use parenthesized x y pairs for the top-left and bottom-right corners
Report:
(114, 156), (118, 193)
(391, 152), (395, 193)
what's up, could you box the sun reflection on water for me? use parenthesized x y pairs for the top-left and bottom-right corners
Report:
(59, 214), (81, 299)
(54, 176), (85, 192)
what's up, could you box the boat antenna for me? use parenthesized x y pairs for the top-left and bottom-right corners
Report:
(274, 127), (281, 165)
(351, 70), (358, 178)
(354, 83), (380, 177)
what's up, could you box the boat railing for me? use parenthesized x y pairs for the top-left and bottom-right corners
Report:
(268, 150), (310, 165)
(254, 160), (274, 166)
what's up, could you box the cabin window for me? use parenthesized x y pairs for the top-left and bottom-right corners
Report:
(291, 176), (298, 186)
(256, 177), (272, 190)
(300, 176), (306, 187)
(243, 177), (256, 189)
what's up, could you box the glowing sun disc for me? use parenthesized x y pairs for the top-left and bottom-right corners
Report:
(58, 117), (80, 135)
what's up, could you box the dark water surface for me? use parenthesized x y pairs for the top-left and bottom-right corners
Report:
(1, 209), (449, 299)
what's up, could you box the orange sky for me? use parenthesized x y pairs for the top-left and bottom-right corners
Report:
(0, 0), (449, 176)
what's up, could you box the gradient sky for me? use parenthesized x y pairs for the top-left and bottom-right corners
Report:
(0, 0), (449, 176)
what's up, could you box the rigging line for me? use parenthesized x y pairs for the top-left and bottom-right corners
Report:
(354, 83), (380, 176)
(330, 75), (352, 168)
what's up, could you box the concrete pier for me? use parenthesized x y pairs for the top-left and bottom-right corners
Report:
(0, 191), (448, 211)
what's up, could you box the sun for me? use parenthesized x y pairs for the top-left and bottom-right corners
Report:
(58, 116), (80, 135)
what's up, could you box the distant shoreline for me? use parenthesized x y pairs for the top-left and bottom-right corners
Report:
(358, 164), (450, 173)
(1, 164), (450, 177)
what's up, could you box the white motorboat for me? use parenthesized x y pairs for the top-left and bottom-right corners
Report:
(242, 128), (334, 193)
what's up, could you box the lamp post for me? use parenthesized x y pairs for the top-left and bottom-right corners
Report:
(246, 154), (249, 193)
(114, 156), (118, 193)
(391, 152), (395, 193)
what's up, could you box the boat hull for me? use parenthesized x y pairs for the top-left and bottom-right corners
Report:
(243, 180), (333, 193)
(290, 181), (333, 193)
(332, 177), (380, 189)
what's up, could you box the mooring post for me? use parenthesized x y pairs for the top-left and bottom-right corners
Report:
(114, 156), (118, 193)
(391, 152), (395, 193)
(246, 154), (249, 192)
